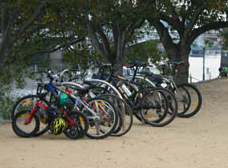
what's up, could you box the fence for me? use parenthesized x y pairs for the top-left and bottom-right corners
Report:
(189, 75), (201, 83)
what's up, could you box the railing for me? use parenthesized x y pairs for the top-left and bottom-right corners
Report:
(189, 72), (214, 83)
(189, 74), (202, 83)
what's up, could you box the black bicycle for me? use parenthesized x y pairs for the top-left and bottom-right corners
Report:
(93, 63), (178, 127)
(125, 59), (202, 118)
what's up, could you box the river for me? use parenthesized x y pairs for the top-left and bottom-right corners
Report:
(189, 54), (221, 83)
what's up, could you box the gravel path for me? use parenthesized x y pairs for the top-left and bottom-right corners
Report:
(1, 78), (228, 168)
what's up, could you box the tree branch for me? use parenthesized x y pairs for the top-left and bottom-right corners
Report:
(160, 15), (184, 35)
(93, 21), (111, 57)
(185, 6), (205, 34)
(8, 4), (24, 30)
(116, 27), (126, 61)
(189, 21), (228, 44)
(14, 0), (47, 40)
(2, 6), (9, 37)
(22, 38), (85, 58)
(169, 2), (180, 21)
(128, 20), (145, 36)
(113, 23), (118, 57)
(149, 19), (178, 53)
(86, 20), (107, 57)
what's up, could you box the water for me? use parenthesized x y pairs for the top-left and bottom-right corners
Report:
(189, 54), (221, 83)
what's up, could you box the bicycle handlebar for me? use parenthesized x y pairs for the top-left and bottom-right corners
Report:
(37, 69), (79, 83)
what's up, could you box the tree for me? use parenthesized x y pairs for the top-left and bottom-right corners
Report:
(147, 0), (228, 83)
(0, 0), (87, 79)
(79, 0), (152, 74)
(0, 1), (50, 77)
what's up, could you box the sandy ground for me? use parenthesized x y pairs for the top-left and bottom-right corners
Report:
(1, 78), (228, 168)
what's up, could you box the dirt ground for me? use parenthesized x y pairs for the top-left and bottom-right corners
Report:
(1, 78), (228, 168)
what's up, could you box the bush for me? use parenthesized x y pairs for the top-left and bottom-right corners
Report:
(0, 93), (16, 119)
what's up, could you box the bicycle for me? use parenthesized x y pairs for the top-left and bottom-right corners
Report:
(126, 59), (202, 118)
(50, 69), (133, 136)
(92, 63), (178, 127)
(12, 92), (89, 139)
(12, 70), (119, 139)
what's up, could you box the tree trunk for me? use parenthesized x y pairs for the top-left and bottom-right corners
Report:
(167, 45), (191, 84)
(0, 6), (12, 77)
(113, 60), (124, 75)
(110, 24), (126, 75)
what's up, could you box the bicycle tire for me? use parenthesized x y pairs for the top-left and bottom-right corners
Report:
(11, 95), (50, 136)
(173, 85), (191, 115)
(177, 83), (202, 118)
(99, 94), (133, 136)
(140, 87), (178, 127)
(81, 97), (118, 139)
(64, 111), (89, 139)
(139, 87), (168, 125)
(12, 110), (40, 138)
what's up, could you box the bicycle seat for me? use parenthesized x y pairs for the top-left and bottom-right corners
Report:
(127, 61), (147, 68)
(83, 80), (97, 88)
(76, 81), (97, 94)
(170, 61), (184, 66)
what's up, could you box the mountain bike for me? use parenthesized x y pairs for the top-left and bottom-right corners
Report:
(93, 63), (178, 127)
(126, 60), (202, 118)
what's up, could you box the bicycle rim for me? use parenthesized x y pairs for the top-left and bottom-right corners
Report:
(12, 95), (49, 136)
(99, 94), (133, 136)
(140, 87), (178, 127)
(82, 97), (118, 139)
(12, 110), (40, 137)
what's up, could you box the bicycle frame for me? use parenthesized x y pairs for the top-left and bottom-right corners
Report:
(24, 100), (48, 125)
(94, 65), (159, 111)
(146, 74), (186, 100)
(101, 73), (152, 111)
(125, 63), (186, 101)
(44, 80), (105, 120)
(24, 99), (76, 127)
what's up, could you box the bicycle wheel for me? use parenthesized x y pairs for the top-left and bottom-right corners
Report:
(12, 95), (50, 136)
(177, 83), (202, 118)
(81, 97), (118, 139)
(140, 87), (178, 127)
(99, 94), (133, 136)
(64, 111), (89, 139)
(173, 85), (191, 115)
(12, 110), (40, 138)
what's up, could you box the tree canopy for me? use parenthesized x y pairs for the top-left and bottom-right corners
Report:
(0, 0), (228, 83)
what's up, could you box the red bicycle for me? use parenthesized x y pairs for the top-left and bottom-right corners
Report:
(12, 91), (89, 139)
